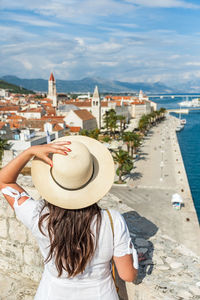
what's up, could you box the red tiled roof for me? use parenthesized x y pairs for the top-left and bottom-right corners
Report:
(53, 124), (64, 131)
(41, 116), (64, 120)
(7, 115), (25, 120)
(69, 126), (81, 132)
(131, 101), (145, 105)
(0, 106), (19, 111)
(49, 72), (55, 81)
(67, 100), (91, 107)
(74, 109), (95, 121)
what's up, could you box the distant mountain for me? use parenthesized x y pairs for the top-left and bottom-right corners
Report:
(1, 75), (177, 94)
(0, 79), (34, 94)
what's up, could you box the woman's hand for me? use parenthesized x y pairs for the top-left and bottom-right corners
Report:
(28, 141), (71, 167)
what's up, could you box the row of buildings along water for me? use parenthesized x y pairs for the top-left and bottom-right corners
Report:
(0, 73), (157, 160)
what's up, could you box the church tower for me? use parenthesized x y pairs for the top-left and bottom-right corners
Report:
(48, 72), (57, 107)
(91, 86), (101, 128)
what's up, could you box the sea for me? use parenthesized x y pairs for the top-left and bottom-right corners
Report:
(149, 95), (200, 223)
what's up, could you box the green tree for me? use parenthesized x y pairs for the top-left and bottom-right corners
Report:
(79, 128), (100, 140)
(0, 138), (10, 163)
(88, 128), (100, 140)
(138, 114), (150, 134)
(103, 109), (117, 137)
(122, 132), (142, 156)
(117, 115), (126, 133)
(102, 136), (111, 143)
(113, 150), (133, 184)
(122, 132), (133, 153)
(130, 132), (142, 157)
(79, 129), (89, 136)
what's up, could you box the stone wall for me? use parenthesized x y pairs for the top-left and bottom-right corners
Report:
(0, 176), (43, 283)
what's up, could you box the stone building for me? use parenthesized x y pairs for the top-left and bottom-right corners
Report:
(64, 109), (97, 131)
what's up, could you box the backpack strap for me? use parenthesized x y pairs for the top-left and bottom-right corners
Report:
(106, 209), (119, 293)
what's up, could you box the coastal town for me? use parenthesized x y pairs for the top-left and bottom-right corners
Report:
(0, 72), (157, 153)
(0, 74), (200, 299)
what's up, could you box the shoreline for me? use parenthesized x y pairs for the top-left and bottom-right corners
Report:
(111, 114), (200, 256)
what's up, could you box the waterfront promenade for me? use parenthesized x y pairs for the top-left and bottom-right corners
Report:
(112, 115), (200, 256)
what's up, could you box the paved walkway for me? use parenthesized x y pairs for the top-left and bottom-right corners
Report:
(111, 116), (200, 256)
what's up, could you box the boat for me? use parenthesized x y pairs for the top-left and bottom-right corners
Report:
(180, 119), (186, 125)
(176, 124), (184, 132)
(179, 98), (200, 107)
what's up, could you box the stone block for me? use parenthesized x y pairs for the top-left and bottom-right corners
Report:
(9, 219), (27, 243)
(0, 257), (21, 273)
(177, 289), (193, 299)
(22, 265), (42, 282)
(0, 218), (7, 238)
(189, 286), (200, 296)
(6, 205), (15, 218)
(24, 245), (43, 266)
(0, 207), (7, 217)
(170, 262), (183, 269)
(0, 197), (8, 209)
(26, 230), (38, 248)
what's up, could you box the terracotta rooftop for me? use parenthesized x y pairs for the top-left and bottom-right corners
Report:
(53, 124), (64, 131)
(0, 106), (19, 111)
(131, 101), (145, 105)
(74, 109), (95, 121)
(49, 72), (55, 81)
(69, 126), (81, 132)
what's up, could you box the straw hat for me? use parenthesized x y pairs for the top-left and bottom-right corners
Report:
(31, 135), (115, 209)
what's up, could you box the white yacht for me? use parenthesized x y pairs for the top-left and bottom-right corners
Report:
(179, 98), (200, 107)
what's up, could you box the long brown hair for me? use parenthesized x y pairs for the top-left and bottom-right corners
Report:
(38, 201), (102, 277)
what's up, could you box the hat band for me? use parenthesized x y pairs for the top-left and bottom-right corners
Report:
(50, 163), (95, 191)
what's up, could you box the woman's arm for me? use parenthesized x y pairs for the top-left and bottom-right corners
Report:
(0, 142), (71, 208)
(113, 254), (138, 282)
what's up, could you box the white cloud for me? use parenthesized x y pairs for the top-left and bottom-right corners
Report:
(1, 12), (61, 27)
(185, 62), (200, 66)
(125, 0), (200, 9)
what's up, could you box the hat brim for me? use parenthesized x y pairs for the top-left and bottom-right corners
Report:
(31, 135), (115, 209)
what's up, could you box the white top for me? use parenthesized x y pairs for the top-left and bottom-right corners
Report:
(2, 187), (137, 300)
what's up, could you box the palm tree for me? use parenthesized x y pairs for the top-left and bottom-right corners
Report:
(117, 115), (126, 133)
(159, 107), (166, 119)
(0, 138), (10, 163)
(112, 150), (133, 184)
(122, 132), (132, 153)
(103, 111), (110, 132)
(130, 132), (142, 157)
(138, 115), (150, 134)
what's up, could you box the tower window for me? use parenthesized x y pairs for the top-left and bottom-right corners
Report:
(96, 101), (98, 105)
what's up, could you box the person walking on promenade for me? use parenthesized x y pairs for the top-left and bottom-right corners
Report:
(0, 136), (138, 300)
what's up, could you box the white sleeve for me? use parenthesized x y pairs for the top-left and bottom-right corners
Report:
(1, 186), (43, 233)
(111, 210), (138, 269)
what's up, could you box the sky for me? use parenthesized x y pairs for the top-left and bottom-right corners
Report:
(1, 0), (200, 85)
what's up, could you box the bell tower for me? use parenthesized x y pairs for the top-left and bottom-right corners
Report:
(48, 72), (57, 107)
(91, 86), (101, 128)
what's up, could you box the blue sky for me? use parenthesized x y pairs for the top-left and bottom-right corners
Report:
(1, 0), (200, 85)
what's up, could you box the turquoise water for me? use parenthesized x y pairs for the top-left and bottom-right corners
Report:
(149, 96), (200, 223)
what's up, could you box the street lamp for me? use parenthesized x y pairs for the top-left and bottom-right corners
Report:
(160, 161), (164, 182)
(161, 150), (165, 161)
